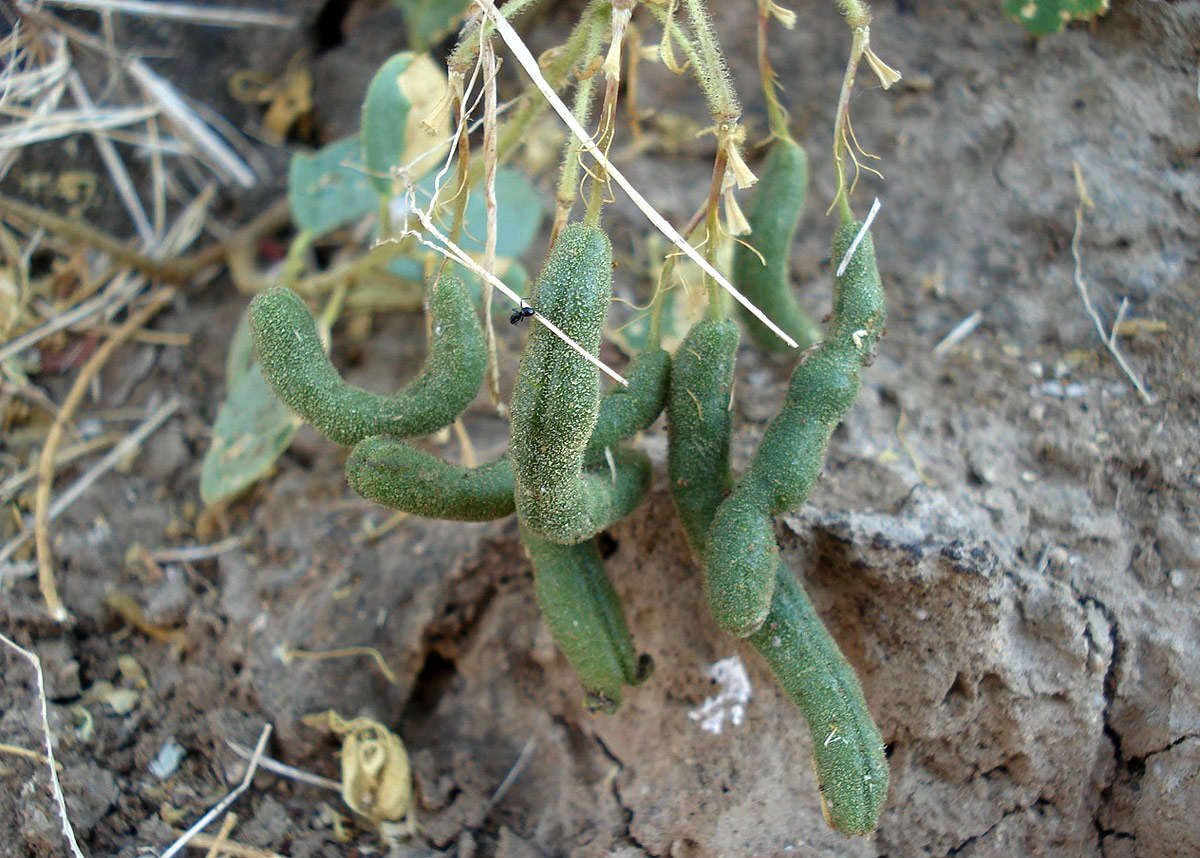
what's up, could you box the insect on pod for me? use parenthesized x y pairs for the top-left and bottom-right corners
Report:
(510, 305), (536, 325)
(250, 275), (486, 447)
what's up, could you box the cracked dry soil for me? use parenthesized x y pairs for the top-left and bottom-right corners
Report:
(2, 1), (1198, 856)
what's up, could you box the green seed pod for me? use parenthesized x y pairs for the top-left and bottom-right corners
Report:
(343, 351), (666, 526)
(667, 221), (888, 833)
(700, 485), (778, 636)
(345, 436), (515, 521)
(731, 138), (822, 352)
(345, 443), (647, 529)
(704, 219), (886, 638)
(826, 221), (886, 353)
(666, 318), (739, 557)
(511, 223), (649, 544)
(749, 561), (889, 836)
(1003, 0), (1108, 36)
(250, 276), (486, 446)
(585, 346), (671, 466)
(522, 525), (653, 713)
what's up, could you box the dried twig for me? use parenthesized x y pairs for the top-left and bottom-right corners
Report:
(146, 534), (247, 564)
(933, 310), (983, 357)
(487, 734), (537, 809)
(276, 643), (398, 685)
(0, 431), (120, 502)
(0, 632), (86, 858)
(0, 104), (158, 148)
(65, 69), (155, 246)
(0, 396), (180, 569)
(170, 834), (284, 858)
(475, 0), (799, 349)
(1071, 163), (1154, 405)
(127, 59), (256, 188)
(224, 740), (342, 793)
(480, 35), (503, 410)
(202, 812), (237, 858)
(0, 740), (63, 770)
(38, 0), (298, 29)
(0, 193), (287, 288)
(159, 724), (272, 858)
(32, 288), (175, 620)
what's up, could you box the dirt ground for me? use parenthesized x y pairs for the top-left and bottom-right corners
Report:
(2, 1), (1198, 856)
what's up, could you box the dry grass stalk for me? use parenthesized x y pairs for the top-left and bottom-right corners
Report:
(0, 104), (159, 148)
(224, 740), (342, 793)
(39, 0), (298, 29)
(126, 59), (256, 188)
(159, 724), (272, 858)
(1071, 163), (1155, 405)
(202, 812), (238, 858)
(65, 69), (156, 245)
(171, 833), (285, 858)
(33, 287), (174, 620)
(474, 0), (799, 349)
(480, 35), (503, 409)
(0, 632), (87, 858)
(0, 395), (180, 569)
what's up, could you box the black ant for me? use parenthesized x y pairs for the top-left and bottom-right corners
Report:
(510, 305), (535, 325)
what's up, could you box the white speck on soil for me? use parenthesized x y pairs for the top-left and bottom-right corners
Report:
(688, 656), (752, 735)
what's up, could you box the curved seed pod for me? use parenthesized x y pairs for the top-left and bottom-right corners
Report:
(749, 561), (888, 836)
(731, 138), (822, 352)
(345, 441), (648, 528)
(511, 223), (649, 544)
(667, 222), (888, 833)
(522, 526), (653, 713)
(666, 318), (739, 558)
(585, 346), (671, 466)
(704, 219), (885, 638)
(345, 436), (515, 521)
(250, 276), (486, 446)
(344, 359), (665, 525)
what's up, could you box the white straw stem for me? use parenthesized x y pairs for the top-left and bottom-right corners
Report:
(404, 207), (629, 387)
(475, 0), (799, 350)
(836, 197), (881, 277)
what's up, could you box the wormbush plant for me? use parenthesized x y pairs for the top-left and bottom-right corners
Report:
(199, 0), (1018, 836)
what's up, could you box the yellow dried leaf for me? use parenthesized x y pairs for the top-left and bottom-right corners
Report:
(397, 54), (451, 178)
(1114, 318), (1169, 337)
(316, 712), (414, 827)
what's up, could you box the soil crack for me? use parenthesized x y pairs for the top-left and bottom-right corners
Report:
(944, 800), (1038, 857)
(1074, 592), (1124, 854)
(593, 733), (660, 858)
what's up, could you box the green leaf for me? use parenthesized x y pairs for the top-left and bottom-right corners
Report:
(362, 52), (417, 194)
(287, 136), (376, 237)
(1003, 0), (1109, 35)
(393, 0), (469, 50)
(362, 52), (452, 194)
(407, 167), (543, 260)
(225, 303), (257, 384)
(201, 305), (301, 505)
(457, 169), (544, 259)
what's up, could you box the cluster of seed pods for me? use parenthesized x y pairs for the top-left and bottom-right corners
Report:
(250, 178), (888, 830)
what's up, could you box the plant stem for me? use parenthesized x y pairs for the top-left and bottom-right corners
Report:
(703, 147), (728, 320)
(756, 1), (790, 141)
